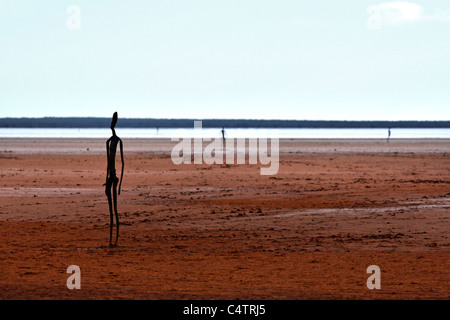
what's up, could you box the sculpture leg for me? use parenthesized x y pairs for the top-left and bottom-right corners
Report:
(105, 183), (114, 246)
(113, 178), (119, 246)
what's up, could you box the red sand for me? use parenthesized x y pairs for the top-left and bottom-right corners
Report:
(0, 138), (449, 299)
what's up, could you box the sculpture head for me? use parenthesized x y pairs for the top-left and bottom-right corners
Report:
(110, 112), (118, 136)
(111, 112), (118, 130)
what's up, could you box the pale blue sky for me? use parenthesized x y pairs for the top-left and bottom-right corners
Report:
(1, 0), (449, 120)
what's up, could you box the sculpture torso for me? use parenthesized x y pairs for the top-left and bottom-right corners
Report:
(108, 134), (121, 177)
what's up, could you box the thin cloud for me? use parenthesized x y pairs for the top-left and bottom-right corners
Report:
(370, 1), (450, 26)
(378, 2), (423, 25)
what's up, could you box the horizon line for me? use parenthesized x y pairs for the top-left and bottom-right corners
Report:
(1, 117), (449, 122)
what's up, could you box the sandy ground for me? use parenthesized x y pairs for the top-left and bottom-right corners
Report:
(0, 138), (449, 299)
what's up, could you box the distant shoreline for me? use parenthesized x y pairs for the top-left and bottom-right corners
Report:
(0, 117), (449, 129)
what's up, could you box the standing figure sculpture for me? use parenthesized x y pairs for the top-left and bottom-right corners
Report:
(221, 127), (226, 154)
(221, 127), (226, 143)
(104, 112), (124, 246)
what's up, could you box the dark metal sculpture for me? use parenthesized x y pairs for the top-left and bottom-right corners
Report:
(103, 112), (124, 246)
(221, 127), (225, 143)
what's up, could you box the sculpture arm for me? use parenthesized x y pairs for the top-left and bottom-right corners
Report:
(118, 138), (124, 195)
(104, 138), (111, 185)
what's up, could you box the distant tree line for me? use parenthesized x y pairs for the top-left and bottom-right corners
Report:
(0, 117), (449, 128)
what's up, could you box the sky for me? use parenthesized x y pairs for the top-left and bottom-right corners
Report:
(1, 0), (450, 120)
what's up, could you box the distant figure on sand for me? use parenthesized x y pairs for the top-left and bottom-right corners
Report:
(387, 127), (391, 143)
(103, 112), (124, 247)
(221, 127), (226, 143)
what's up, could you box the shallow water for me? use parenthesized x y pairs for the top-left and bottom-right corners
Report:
(1, 128), (450, 139)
